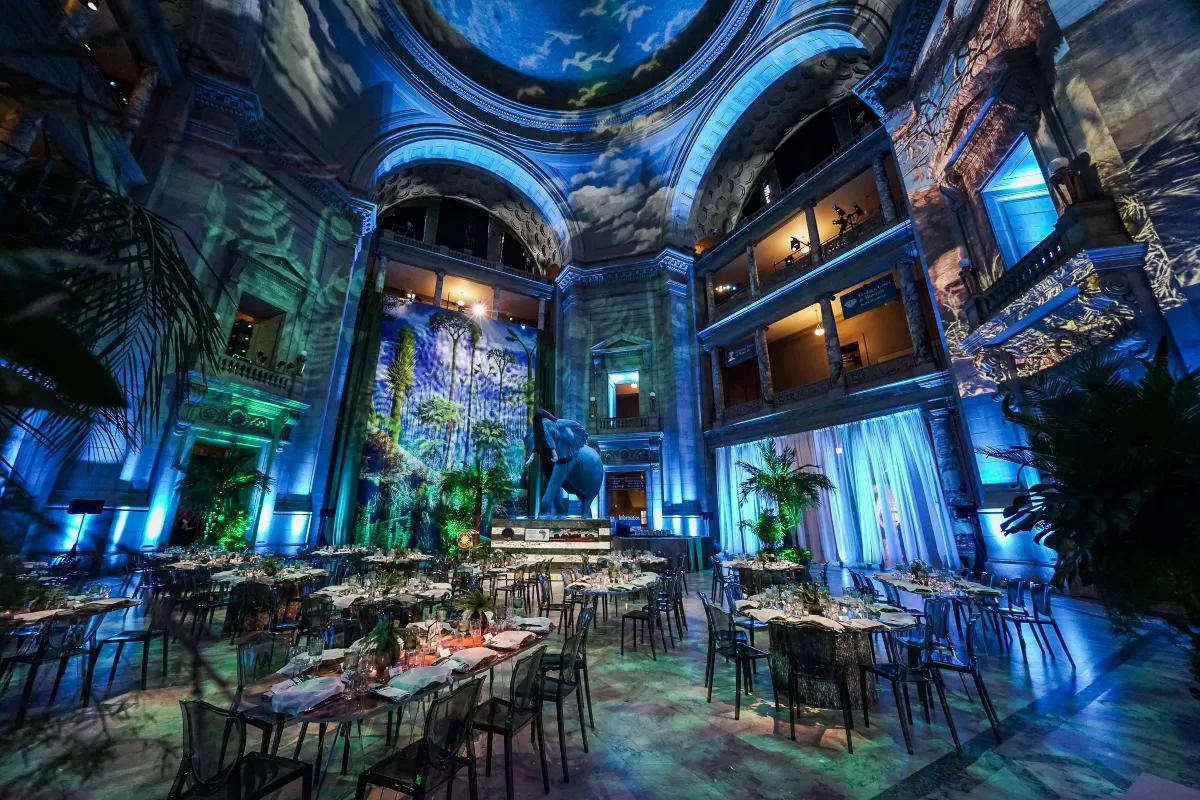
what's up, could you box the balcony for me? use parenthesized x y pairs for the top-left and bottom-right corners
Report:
(965, 201), (1132, 328)
(215, 355), (294, 396)
(379, 231), (551, 286)
(588, 415), (661, 434)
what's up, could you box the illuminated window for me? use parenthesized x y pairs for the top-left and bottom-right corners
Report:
(607, 371), (640, 418)
(981, 136), (1058, 268)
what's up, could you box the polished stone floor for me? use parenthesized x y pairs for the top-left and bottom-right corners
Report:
(2, 568), (1199, 799)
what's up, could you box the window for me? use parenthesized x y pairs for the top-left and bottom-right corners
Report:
(982, 136), (1058, 268)
(606, 371), (640, 418)
(225, 292), (285, 367)
(762, 183), (772, 205)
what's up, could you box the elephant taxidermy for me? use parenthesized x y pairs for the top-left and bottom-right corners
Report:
(526, 409), (602, 518)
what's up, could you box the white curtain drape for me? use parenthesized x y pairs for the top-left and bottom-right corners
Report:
(714, 409), (959, 567)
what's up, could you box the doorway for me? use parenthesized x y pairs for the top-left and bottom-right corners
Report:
(606, 471), (647, 527)
(170, 442), (263, 548)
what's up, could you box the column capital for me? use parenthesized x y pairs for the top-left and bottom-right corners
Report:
(923, 406), (956, 422)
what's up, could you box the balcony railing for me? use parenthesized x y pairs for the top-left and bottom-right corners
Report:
(724, 399), (764, 422)
(844, 353), (916, 387)
(773, 378), (833, 406)
(589, 415), (660, 433)
(710, 211), (890, 321)
(698, 122), (881, 259)
(968, 201), (1128, 327)
(380, 230), (548, 282)
(216, 355), (294, 395)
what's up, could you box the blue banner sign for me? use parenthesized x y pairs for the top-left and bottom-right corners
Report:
(724, 338), (757, 367)
(840, 275), (898, 319)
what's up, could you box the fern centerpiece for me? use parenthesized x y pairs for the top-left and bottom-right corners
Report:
(454, 588), (496, 624)
(360, 620), (402, 672)
(260, 558), (280, 578)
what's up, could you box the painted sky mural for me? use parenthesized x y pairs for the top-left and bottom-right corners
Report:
(356, 298), (538, 550)
(397, 0), (735, 109)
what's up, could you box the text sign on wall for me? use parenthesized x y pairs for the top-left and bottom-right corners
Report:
(840, 275), (897, 319)
(607, 475), (645, 491)
(724, 338), (757, 367)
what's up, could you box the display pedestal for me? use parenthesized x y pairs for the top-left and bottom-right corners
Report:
(489, 518), (611, 566)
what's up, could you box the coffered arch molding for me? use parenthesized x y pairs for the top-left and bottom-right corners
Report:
(666, 5), (897, 242)
(354, 129), (576, 264)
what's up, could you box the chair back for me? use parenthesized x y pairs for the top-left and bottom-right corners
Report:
(556, 629), (586, 689)
(299, 594), (333, 631)
(1005, 578), (1027, 611)
(506, 645), (546, 717)
(1029, 583), (1056, 618)
(722, 581), (745, 613)
(177, 700), (245, 796)
(575, 605), (596, 635)
(784, 625), (839, 676)
(704, 594), (737, 637)
(882, 581), (903, 607)
(923, 598), (952, 642)
(421, 677), (485, 775)
(235, 631), (291, 691)
(378, 601), (412, 627)
(964, 614), (985, 665)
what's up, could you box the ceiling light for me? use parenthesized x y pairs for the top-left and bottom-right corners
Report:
(815, 325), (825, 336)
(472, 303), (484, 316)
(86, 0), (99, 9)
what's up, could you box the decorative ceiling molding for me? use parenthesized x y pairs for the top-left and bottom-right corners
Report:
(853, 0), (942, 115)
(555, 248), (693, 292)
(377, 0), (761, 132)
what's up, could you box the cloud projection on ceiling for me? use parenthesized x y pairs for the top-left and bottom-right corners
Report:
(397, 0), (735, 110)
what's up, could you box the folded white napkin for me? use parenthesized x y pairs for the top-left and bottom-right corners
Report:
(270, 676), (343, 715)
(734, 599), (760, 611)
(319, 648), (346, 662)
(83, 597), (131, 606)
(429, 582), (452, 591)
(387, 665), (453, 694)
(513, 616), (552, 634)
(792, 615), (844, 630)
(277, 654), (319, 678)
(747, 608), (786, 622)
(373, 685), (411, 701)
(879, 612), (917, 628)
(842, 618), (885, 631)
(331, 593), (363, 609)
(446, 647), (500, 672)
(487, 630), (534, 650)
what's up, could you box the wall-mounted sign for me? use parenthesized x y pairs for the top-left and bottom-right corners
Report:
(607, 475), (645, 491)
(724, 338), (757, 367)
(840, 275), (897, 319)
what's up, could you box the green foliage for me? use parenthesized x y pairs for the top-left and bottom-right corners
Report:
(0, 178), (222, 463)
(778, 546), (812, 565)
(360, 620), (402, 665)
(737, 438), (833, 538)
(471, 418), (507, 464)
(259, 558), (280, 578)
(176, 450), (274, 548)
(214, 510), (251, 551)
(454, 588), (496, 619)
(982, 344), (1200, 678)
(441, 460), (518, 535)
(386, 324), (417, 443)
(741, 511), (787, 551)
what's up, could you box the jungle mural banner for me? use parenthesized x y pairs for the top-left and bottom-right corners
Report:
(355, 296), (537, 552)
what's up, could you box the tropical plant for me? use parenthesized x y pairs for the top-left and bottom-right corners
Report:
(778, 546), (812, 566)
(416, 396), (462, 467)
(0, 179), (223, 463)
(463, 325), (481, 457)
(981, 343), (1200, 679)
(454, 587), (496, 620)
(741, 511), (787, 552)
(176, 450), (274, 548)
(259, 558), (280, 578)
(359, 620), (401, 668)
(385, 324), (416, 443)
(214, 510), (252, 551)
(440, 461), (518, 540)
(471, 419), (507, 464)
(737, 438), (834, 544)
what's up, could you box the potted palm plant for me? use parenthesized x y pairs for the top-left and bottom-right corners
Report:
(737, 438), (833, 554)
(454, 588), (496, 631)
(359, 620), (402, 674)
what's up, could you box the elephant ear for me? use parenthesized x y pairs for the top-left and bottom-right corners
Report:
(547, 419), (589, 461)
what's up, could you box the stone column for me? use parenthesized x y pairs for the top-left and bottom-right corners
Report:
(123, 64), (159, 144)
(703, 273), (715, 324)
(746, 244), (760, 298)
(537, 297), (546, 330)
(924, 408), (980, 570)
(818, 293), (843, 384)
(433, 269), (445, 307)
(873, 154), (898, 225)
(423, 201), (441, 245)
(894, 257), (933, 363)
(754, 327), (774, 405)
(804, 201), (823, 265)
(708, 347), (726, 426)
(491, 285), (501, 319)
(0, 99), (45, 171)
(486, 217), (503, 262)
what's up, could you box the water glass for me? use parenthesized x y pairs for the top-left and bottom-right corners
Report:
(307, 636), (324, 659)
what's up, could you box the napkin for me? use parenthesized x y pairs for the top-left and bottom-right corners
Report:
(734, 599), (760, 611)
(372, 685), (411, 702)
(792, 615), (844, 630)
(487, 630), (534, 651)
(513, 616), (552, 634)
(319, 648), (346, 662)
(387, 665), (453, 694)
(331, 593), (363, 609)
(13, 609), (64, 622)
(270, 676), (343, 715)
(879, 612), (917, 628)
(445, 647), (500, 672)
(842, 618), (885, 631)
(277, 654), (319, 678)
(746, 608), (786, 623)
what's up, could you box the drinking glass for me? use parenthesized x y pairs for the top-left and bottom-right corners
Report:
(307, 636), (324, 659)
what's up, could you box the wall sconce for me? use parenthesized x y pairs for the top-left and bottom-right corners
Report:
(784, 255), (794, 266)
(295, 350), (307, 376)
(649, 391), (657, 412)
(790, 237), (801, 252)
(814, 324), (825, 336)
(1048, 156), (1083, 206)
(589, 396), (596, 418)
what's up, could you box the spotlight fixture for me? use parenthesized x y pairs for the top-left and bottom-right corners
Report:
(520, 324), (526, 330)
(852, 204), (864, 217)
(814, 324), (825, 336)
(790, 237), (801, 252)
(109, 80), (117, 87)
(472, 303), (484, 316)
(784, 255), (794, 266)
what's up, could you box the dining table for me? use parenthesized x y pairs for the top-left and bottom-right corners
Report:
(246, 624), (551, 786)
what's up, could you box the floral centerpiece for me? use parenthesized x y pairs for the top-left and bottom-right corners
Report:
(909, 560), (931, 585)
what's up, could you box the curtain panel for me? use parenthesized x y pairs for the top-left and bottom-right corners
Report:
(714, 409), (959, 567)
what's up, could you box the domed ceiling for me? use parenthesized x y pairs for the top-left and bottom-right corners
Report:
(395, 0), (738, 111)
